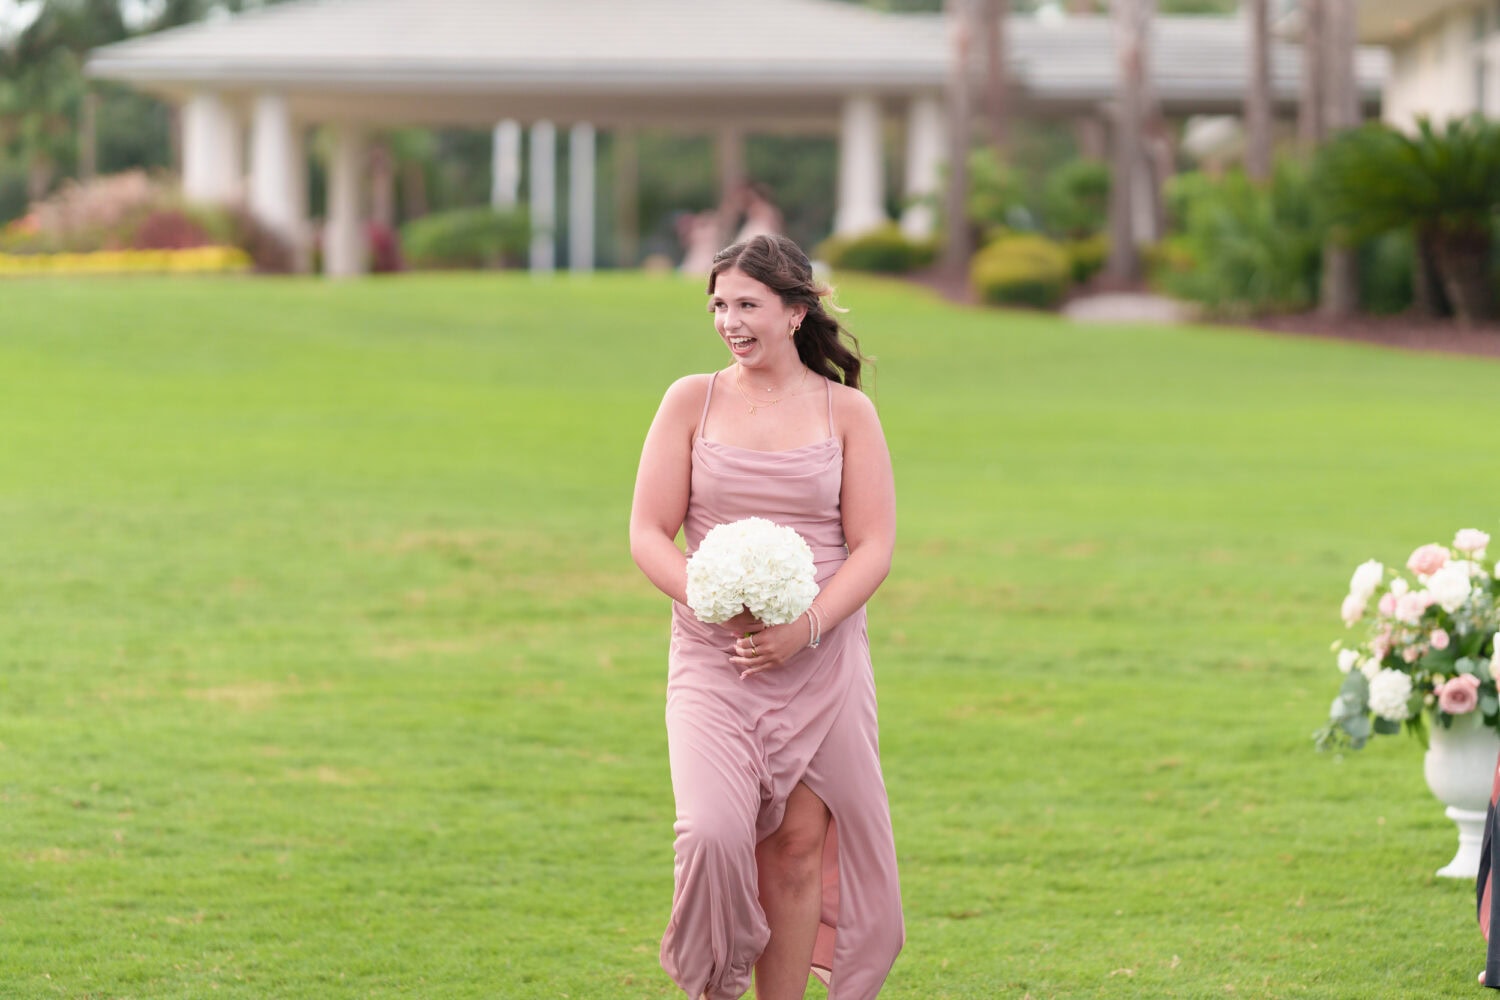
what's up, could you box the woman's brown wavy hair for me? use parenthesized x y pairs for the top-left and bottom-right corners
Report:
(708, 234), (869, 390)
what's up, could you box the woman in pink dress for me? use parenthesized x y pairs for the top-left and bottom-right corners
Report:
(630, 234), (904, 999)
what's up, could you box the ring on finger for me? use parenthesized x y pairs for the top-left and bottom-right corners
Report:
(747, 634), (758, 654)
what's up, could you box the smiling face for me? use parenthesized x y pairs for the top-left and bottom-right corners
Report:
(710, 267), (806, 370)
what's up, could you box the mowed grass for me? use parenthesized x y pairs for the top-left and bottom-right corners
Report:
(1, 271), (1497, 999)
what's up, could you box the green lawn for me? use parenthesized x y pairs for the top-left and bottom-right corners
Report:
(1, 272), (1497, 998)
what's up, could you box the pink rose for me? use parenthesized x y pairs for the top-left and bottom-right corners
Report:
(1431, 628), (1451, 650)
(1371, 629), (1393, 661)
(1454, 529), (1491, 556)
(1407, 543), (1450, 577)
(1438, 674), (1482, 715)
(1377, 592), (1398, 616)
(1341, 593), (1366, 626)
(1402, 645), (1421, 663)
(1395, 590), (1435, 625)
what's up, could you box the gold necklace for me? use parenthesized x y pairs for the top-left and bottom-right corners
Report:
(734, 365), (808, 415)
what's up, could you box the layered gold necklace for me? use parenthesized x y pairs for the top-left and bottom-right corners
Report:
(734, 365), (808, 415)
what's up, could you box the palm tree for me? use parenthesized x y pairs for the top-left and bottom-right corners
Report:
(1316, 117), (1500, 326)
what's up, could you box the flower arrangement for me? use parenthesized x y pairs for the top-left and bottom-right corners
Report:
(1317, 528), (1500, 751)
(685, 517), (819, 626)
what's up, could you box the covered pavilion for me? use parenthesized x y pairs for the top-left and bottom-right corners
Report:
(86, 0), (1386, 277)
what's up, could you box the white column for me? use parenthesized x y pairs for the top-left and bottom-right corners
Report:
(323, 123), (367, 278)
(248, 93), (309, 269)
(900, 95), (945, 240)
(529, 120), (556, 274)
(834, 94), (887, 236)
(181, 91), (242, 203)
(568, 123), (595, 273)
(491, 119), (521, 209)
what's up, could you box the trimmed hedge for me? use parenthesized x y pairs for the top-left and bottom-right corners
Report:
(969, 234), (1072, 309)
(400, 207), (529, 270)
(815, 224), (936, 274)
(1061, 234), (1109, 286)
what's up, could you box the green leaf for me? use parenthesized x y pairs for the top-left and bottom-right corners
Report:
(1344, 714), (1372, 741)
(1373, 717), (1402, 736)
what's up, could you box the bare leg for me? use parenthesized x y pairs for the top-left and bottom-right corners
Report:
(754, 782), (831, 1000)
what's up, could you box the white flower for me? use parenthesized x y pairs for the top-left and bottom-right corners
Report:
(1348, 560), (1384, 603)
(1427, 561), (1476, 613)
(1368, 669), (1414, 722)
(1337, 649), (1360, 674)
(1454, 529), (1490, 558)
(1341, 593), (1367, 626)
(1389, 578), (1410, 598)
(1359, 658), (1383, 681)
(685, 517), (819, 625)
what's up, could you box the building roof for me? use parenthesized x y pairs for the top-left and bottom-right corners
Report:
(86, 0), (1386, 128)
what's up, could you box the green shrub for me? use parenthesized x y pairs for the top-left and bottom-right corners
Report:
(1314, 116), (1500, 324)
(1143, 236), (1198, 292)
(1359, 230), (1415, 316)
(1042, 159), (1111, 239)
(1158, 161), (1321, 317)
(815, 224), (936, 274)
(400, 207), (529, 270)
(1061, 233), (1109, 285)
(969, 233), (1072, 309)
(966, 147), (1031, 238)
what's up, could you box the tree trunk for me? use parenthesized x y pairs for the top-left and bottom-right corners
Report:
(369, 137), (396, 228)
(943, 0), (974, 280)
(1298, 0), (1325, 150)
(1433, 229), (1495, 328)
(1244, 0), (1272, 182)
(26, 156), (54, 204)
(1107, 0), (1155, 285)
(613, 128), (640, 269)
(79, 89), (99, 182)
(1412, 229), (1450, 319)
(400, 161), (428, 221)
(1318, 0), (1359, 319)
(981, 0), (1008, 154)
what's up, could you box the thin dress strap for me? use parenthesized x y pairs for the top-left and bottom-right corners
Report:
(697, 371), (718, 439)
(825, 376), (835, 438)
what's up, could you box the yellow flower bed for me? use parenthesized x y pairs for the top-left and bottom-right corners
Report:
(0, 246), (252, 277)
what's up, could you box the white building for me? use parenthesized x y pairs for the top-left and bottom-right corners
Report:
(87, 0), (1385, 278)
(1356, 0), (1500, 126)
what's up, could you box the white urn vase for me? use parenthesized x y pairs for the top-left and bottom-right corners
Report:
(1423, 711), (1500, 879)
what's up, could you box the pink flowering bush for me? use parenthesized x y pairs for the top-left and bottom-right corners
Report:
(1317, 527), (1500, 751)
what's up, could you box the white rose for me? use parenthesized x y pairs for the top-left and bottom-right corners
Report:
(1368, 669), (1414, 722)
(1360, 658), (1383, 681)
(1389, 578), (1410, 598)
(1341, 593), (1367, 626)
(1348, 560), (1384, 603)
(1337, 649), (1360, 674)
(1427, 561), (1475, 613)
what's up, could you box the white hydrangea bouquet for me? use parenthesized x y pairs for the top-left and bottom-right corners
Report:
(685, 517), (819, 626)
(1316, 528), (1500, 751)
